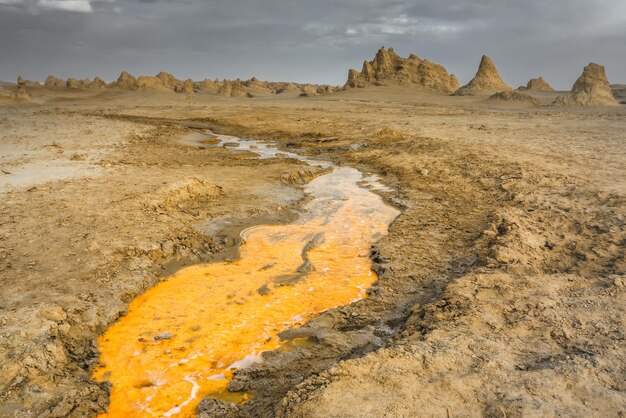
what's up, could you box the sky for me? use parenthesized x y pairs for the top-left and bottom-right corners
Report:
(1, 0), (625, 89)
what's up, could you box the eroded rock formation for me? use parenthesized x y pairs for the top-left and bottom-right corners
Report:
(552, 63), (618, 107)
(455, 55), (512, 96)
(345, 47), (459, 94)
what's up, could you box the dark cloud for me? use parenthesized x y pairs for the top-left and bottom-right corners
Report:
(1, 0), (624, 89)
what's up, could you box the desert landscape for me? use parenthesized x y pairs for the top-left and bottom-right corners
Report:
(1, 19), (625, 418)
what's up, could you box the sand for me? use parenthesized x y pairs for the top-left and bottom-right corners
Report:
(0, 84), (624, 417)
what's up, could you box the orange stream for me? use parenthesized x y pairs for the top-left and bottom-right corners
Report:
(93, 162), (398, 417)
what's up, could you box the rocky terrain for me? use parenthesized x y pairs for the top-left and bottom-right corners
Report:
(1, 51), (625, 417)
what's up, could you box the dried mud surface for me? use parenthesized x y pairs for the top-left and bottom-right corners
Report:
(1, 86), (625, 417)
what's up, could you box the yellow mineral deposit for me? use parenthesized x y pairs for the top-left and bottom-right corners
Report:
(94, 138), (399, 417)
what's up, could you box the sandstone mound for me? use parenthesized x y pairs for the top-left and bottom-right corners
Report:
(66, 77), (104, 89)
(275, 82), (301, 94)
(242, 77), (273, 96)
(301, 84), (318, 95)
(455, 55), (512, 96)
(552, 63), (619, 107)
(176, 79), (194, 93)
(345, 47), (459, 94)
(136, 75), (167, 91)
(44, 76), (65, 88)
(520, 77), (554, 92)
(198, 79), (218, 90)
(66, 78), (80, 89)
(156, 71), (181, 90)
(114, 71), (138, 90)
(316, 85), (336, 95)
(11, 76), (31, 101)
(217, 80), (246, 97)
(90, 77), (107, 90)
(489, 91), (540, 105)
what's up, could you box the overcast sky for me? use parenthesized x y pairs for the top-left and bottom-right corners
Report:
(1, 0), (625, 89)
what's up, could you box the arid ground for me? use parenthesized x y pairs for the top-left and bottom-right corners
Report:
(1, 85), (625, 417)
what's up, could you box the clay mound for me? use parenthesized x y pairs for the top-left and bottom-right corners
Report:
(455, 55), (512, 96)
(136, 75), (167, 91)
(242, 77), (273, 96)
(552, 63), (619, 107)
(66, 77), (103, 89)
(316, 85), (336, 95)
(520, 77), (554, 92)
(44, 75), (65, 88)
(345, 47), (458, 94)
(417, 60), (459, 94)
(66, 78), (80, 89)
(301, 84), (318, 95)
(156, 72), (181, 90)
(450, 74), (460, 92)
(198, 79), (218, 90)
(176, 79), (194, 93)
(114, 71), (138, 90)
(11, 76), (31, 101)
(90, 77), (107, 90)
(275, 82), (301, 94)
(489, 91), (540, 106)
(217, 81), (246, 97)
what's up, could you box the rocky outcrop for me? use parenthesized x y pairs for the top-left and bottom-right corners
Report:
(217, 80), (246, 97)
(114, 71), (138, 90)
(455, 55), (512, 96)
(198, 79), (218, 90)
(66, 78), (80, 89)
(44, 75), (65, 88)
(12, 76), (31, 101)
(552, 63), (619, 107)
(301, 84), (318, 95)
(519, 77), (554, 92)
(66, 77), (106, 90)
(489, 91), (540, 105)
(275, 83), (301, 94)
(136, 76), (167, 90)
(156, 72), (181, 90)
(345, 47), (459, 94)
(176, 79), (194, 93)
(90, 77), (107, 90)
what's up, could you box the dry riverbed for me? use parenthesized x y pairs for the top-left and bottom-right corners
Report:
(1, 87), (625, 417)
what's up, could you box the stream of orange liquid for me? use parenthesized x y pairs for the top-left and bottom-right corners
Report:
(93, 140), (399, 417)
